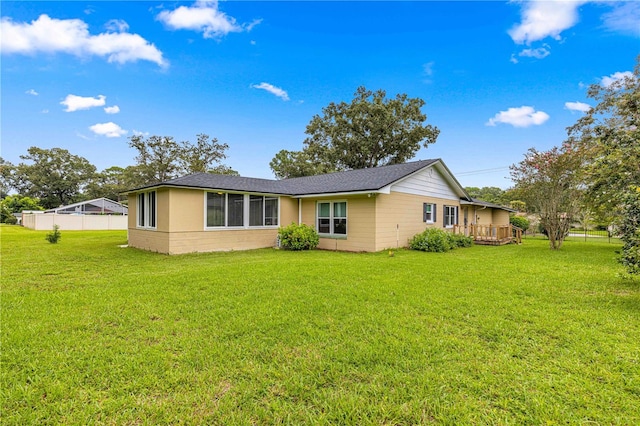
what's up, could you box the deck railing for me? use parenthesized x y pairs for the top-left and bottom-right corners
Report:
(453, 224), (522, 245)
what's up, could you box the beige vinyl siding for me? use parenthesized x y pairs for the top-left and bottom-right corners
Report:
(279, 197), (298, 227)
(492, 209), (510, 226)
(474, 207), (494, 225)
(374, 191), (460, 251)
(168, 188), (203, 232)
(469, 206), (510, 226)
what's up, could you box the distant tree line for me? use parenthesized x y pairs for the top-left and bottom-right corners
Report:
(0, 133), (236, 211)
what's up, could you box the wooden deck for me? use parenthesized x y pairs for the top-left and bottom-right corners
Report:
(453, 224), (522, 245)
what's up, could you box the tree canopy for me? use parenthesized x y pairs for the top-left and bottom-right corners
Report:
(128, 133), (236, 185)
(10, 147), (97, 209)
(567, 55), (640, 273)
(270, 86), (440, 179)
(510, 146), (582, 250)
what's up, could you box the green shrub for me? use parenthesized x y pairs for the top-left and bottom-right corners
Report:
(4, 215), (17, 225)
(409, 228), (454, 252)
(448, 232), (473, 248)
(278, 223), (319, 251)
(45, 225), (61, 244)
(509, 215), (530, 233)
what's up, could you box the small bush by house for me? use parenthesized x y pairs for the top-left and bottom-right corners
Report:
(278, 223), (319, 251)
(409, 228), (473, 252)
(509, 215), (530, 233)
(448, 232), (473, 248)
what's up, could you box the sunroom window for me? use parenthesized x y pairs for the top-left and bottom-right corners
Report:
(137, 191), (156, 228)
(206, 192), (278, 228)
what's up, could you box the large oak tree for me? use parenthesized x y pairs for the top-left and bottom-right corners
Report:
(12, 147), (96, 209)
(270, 86), (440, 178)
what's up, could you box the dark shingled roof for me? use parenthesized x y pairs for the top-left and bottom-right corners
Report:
(128, 159), (440, 196)
(279, 159), (439, 195)
(461, 198), (516, 212)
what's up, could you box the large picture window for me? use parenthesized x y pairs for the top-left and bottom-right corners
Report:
(444, 205), (458, 228)
(317, 201), (347, 236)
(137, 191), (156, 228)
(206, 192), (278, 228)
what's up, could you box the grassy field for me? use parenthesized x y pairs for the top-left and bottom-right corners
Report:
(2, 225), (639, 424)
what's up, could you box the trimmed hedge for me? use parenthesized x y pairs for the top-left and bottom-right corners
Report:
(509, 215), (530, 233)
(278, 223), (319, 251)
(409, 228), (472, 252)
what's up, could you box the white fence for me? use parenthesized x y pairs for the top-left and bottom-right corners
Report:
(22, 213), (127, 231)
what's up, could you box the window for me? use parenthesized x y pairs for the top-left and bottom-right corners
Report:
(264, 197), (278, 226)
(228, 194), (244, 227)
(137, 190), (156, 228)
(444, 205), (458, 228)
(423, 203), (436, 223)
(206, 193), (225, 227)
(317, 201), (347, 236)
(206, 193), (278, 228)
(250, 195), (279, 227)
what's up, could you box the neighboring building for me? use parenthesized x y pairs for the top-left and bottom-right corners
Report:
(124, 159), (515, 255)
(44, 198), (128, 215)
(22, 198), (128, 231)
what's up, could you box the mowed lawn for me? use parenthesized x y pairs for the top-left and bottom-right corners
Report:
(2, 226), (639, 425)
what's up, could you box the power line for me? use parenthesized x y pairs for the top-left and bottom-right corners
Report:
(454, 166), (510, 176)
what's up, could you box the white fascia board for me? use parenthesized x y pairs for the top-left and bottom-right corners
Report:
(293, 189), (389, 199)
(123, 184), (286, 198)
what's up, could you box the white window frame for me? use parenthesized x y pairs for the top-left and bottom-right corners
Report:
(249, 195), (279, 227)
(423, 203), (436, 223)
(137, 190), (157, 229)
(444, 205), (458, 228)
(316, 200), (347, 237)
(205, 192), (280, 229)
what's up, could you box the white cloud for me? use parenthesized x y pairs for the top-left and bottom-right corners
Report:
(0, 14), (167, 67)
(251, 82), (289, 101)
(89, 122), (127, 138)
(25, 89), (39, 96)
(518, 46), (551, 59)
(486, 106), (550, 128)
(565, 101), (591, 113)
(157, 0), (261, 39)
(61, 94), (106, 112)
(132, 129), (150, 137)
(509, 1), (587, 44)
(602, 2), (640, 36)
(423, 61), (435, 77)
(104, 105), (120, 114)
(105, 19), (129, 33)
(601, 71), (634, 88)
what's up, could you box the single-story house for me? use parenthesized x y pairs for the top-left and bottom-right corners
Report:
(124, 159), (515, 254)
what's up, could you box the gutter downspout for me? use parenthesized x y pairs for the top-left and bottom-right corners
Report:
(298, 199), (302, 225)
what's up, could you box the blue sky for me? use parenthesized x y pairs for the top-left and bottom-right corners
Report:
(2, 1), (638, 189)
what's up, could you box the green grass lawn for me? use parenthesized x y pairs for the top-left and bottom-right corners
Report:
(2, 225), (639, 424)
